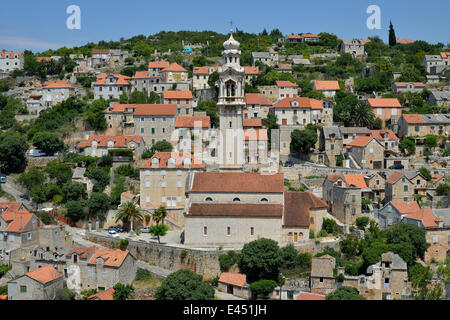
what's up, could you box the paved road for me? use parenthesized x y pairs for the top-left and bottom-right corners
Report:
(2, 178), (33, 210)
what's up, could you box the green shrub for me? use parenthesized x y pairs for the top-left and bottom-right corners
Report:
(219, 251), (241, 272)
(134, 268), (152, 281)
(249, 280), (277, 299)
(119, 239), (129, 251)
(0, 264), (11, 277)
(297, 253), (312, 269)
(180, 250), (187, 261)
(355, 216), (370, 230)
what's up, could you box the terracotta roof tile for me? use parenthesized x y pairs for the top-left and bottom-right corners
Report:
(327, 174), (369, 189)
(368, 98), (401, 108)
(272, 97), (322, 110)
(402, 114), (424, 124)
(161, 62), (187, 72)
(77, 135), (142, 148)
(396, 39), (414, 44)
(370, 130), (399, 141)
(41, 80), (73, 89)
(390, 201), (420, 214)
(386, 172), (405, 184)
(302, 34), (320, 38)
(87, 249), (130, 268)
(284, 191), (327, 228)
(313, 80), (340, 91)
(89, 288), (115, 300)
(278, 64), (292, 70)
(190, 172), (284, 193)
(25, 266), (63, 284)
(287, 35), (302, 39)
(140, 152), (205, 169)
(348, 136), (374, 147)
(219, 273), (246, 287)
(297, 292), (326, 300)
(244, 129), (268, 141)
(244, 66), (259, 75)
(276, 80), (298, 87)
(163, 90), (193, 100)
(193, 66), (218, 75)
(242, 118), (263, 128)
(92, 49), (110, 55)
(132, 104), (177, 116)
(0, 50), (22, 59)
(148, 61), (169, 69)
(245, 93), (272, 106)
(176, 115), (210, 128)
(403, 208), (443, 228)
(188, 203), (283, 217)
(66, 246), (99, 259)
(394, 82), (425, 88)
(94, 74), (131, 86)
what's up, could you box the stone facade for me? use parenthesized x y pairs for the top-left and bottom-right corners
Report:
(348, 138), (384, 169)
(0, 50), (24, 72)
(425, 228), (450, 263)
(7, 269), (64, 300)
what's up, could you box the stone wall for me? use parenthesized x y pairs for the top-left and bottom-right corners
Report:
(26, 156), (59, 169)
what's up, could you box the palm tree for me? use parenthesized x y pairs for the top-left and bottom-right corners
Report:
(152, 206), (168, 225)
(115, 201), (144, 233)
(352, 101), (375, 128)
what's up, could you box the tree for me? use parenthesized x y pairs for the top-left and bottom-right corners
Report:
(62, 181), (86, 202)
(115, 201), (143, 233)
(65, 201), (85, 222)
(113, 283), (134, 300)
(18, 167), (45, 190)
(290, 127), (317, 154)
(155, 269), (215, 300)
(389, 21), (397, 47)
(44, 161), (73, 186)
(353, 101), (375, 127)
(249, 280), (277, 299)
(340, 235), (361, 258)
(219, 251), (241, 272)
(409, 263), (444, 300)
(280, 244), (298, 269)
(356, 216), (370, 230)
(239, 238), (282, 282)
(326, 286), (366, 300)
(400, 137), (416, 155)
(322, 218), (338, 235)
(86, 192), (111, 219)
(152, 206), (168, 224)
(418, 167), (432, 181)
(425, 135), (438, 149)
(85, 167), (110, 192)
(0, 134), (28, 174)
(386, 223), (429, 261)
(55, 287), (76, 300)
(207, 71), (219, 88)
(149, 224), (168, 244)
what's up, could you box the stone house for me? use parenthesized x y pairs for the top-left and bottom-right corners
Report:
(38, 80), (75, 107)
(370, 129), (400, 154)
(285, 34), (302, 43)
(422, 52), (450, 74)
(427, 91), (450, 106)
(243, 66), (259, 84)
(347, 136), (384, 169)
(312, 80), (340, 98)
(162, 90), (194, 116)
(301, 34), (320, 42)
(340, 252), (409, 300)
(271, 97), (326, 126)
(89, 287), (115, 300)
(257, 85), (279, 102)
(91, 49), (111, 68)
(252, 52), (277, 67)
(340, 39), (366, 57)
(148, 61), (170, 77)
(243, 129), (268, 165)
(140, 152), (205, 228)
(193, 66), (218, 90)
(7, 265), (64, 300)
(424, 208), (450, 263)
(76, 135), (145, 159)
(174, 115), (211, 157)
(244, 93), (272, 119)
(277, 64), (292, 74)
(160, 62), (188, 84)
(65, 246), (136, 292)
(340, 127), (371, 147)
(0, 49), (24, 72)
(276, 81), (299, 100)
(385, 172), (414, 203)
(392, 82), (425, 93)
(319, 126), (343, 167)
(72, 167), (94, 196)
(398, 114), (450, 138)
(365, 172), (386, 202)
(368, 98), (402, 126)
(377, 201), (421, 230)
(402, 208), (444, 229)
(218, 272), (250, 299)
(93, 74), (131, 100)
(310, 255), (336, 295)
(130, 71), (161, 95)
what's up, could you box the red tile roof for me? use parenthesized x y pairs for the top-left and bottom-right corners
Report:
(390, 201), (420, 214)
(175, 115), (210, 128)
(402, 114), (424, 124)
(132, 71), (152, 79)
(35, 57), (51, 62)
(370, 130), (399, 141)
(272, 97), (322, 110)
(66, 246), (99, 259)
(276, 80), (298, 87)
(278, 64), (292, 70)
(394, 82), (425, 88)
(188, 203), (284, 217)
(94, 74), (131, 86)
(140, 152), (205, 169)
(77, 135), (142, 148)
(25, 266), (63, 285)
(287, 35), (302, 40)
(132, 104), (177, 116)
(190, 172), (284, 193)
(243, 118), (263, 128)
(245, 93), (272, 106)
(440, 52), (450, 59)
(403, 208), (443, 228)
(193, 66), (218, 75)
(0, 202), (35, 233)
(386, 172), (405, 184)
(162, 90), (193, 100)
(89, 288), (115, 300)
(368, 98), (401, 108)
(41, 80), (73, 89)
(396, 39), (414, 44)
(219, 273), (246, 287)
(148, 61), (169, 69)
(0, 50), (22, 59)
(87, 249), (130, 268)
(284, 191), (327, 228)
(297, 292), (326, 300)
(302, 34), (320, 38)
(313, 80), (340, 91)
(161, 62), (187, 72)
(244, 66), (259, 75)
(92, 49), (110, 55)
(244, 129), (268, 141)
(327, 174), (369, 189)
(348, 136), (374, 147)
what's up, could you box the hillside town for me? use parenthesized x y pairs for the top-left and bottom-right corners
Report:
(0, 25), (449, 301)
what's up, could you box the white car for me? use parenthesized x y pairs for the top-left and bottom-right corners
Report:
(27, 149), (47, 157)
(108, 230), (120, 238)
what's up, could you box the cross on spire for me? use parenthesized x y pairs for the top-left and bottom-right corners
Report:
(230, 19), (233, 33)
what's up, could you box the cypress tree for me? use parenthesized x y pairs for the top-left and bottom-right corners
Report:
(389, 21), (397, 46)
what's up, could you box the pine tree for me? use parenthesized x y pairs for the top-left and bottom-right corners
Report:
(389, 21), (397, 46)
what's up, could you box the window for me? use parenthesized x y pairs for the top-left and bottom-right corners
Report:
(432, 235), (438, 244)
(233, 198), (241, 202)
(319, 277), (324, 283)
(145, 170), (150, 176)
(88, 270), (93, 279)
(102, 271), (107, 280)
(177, 181), (183, 188)
(152, 128), (155, 134)
(145, 197), (150, 203)
(161, 170), (166, 176)
(387, 219), (393, 226)
(352, 195), (356, 202)
(27, 233), (32, 240)
(404, 185), (408, 192)
(205, 197), (213, 202)
(351, 208), (356, 215)
(161, 182), (167, 188)
(227, 226), (231, 236)
(403, 197), (408, 202)
(415, 126), (419, 132)
(20, 286), (27, 293)
(141, 128), (144, 134)
(250, 227), (254, 235)
(203, 226), (207, 236)
(260, 198), (268, 203)
(145, 181), (150, 188)
(176, 170), (182, 176)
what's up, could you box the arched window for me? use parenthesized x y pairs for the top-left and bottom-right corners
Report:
(233, 198), (241, 202)
(152, 158), (159, 165)
(205, 197), (213, 202)
(226, 80), (236, 97)
(260, 198), (269, 203)
(183, 158), (191, 166)
(167, 157), (175, 166)
(288, 232), (293, 242)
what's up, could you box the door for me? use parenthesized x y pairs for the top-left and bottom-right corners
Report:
(227, 285), (233, 294)
(373, 161), (382, 169)
(282, 119), (287, 125)
(294, 233), (298, 242)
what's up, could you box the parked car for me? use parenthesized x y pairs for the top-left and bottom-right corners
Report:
(0, 176), (6, 184)
(27, 149), (47, 157)
(20, 193), (30, 200)
(108, 230), (120, 238)
(389, 163), (404, 170)
(139, 227), (150, 233)
(108, 226), (124, 233)
(284, 161), (293, 167)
